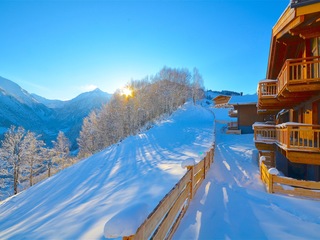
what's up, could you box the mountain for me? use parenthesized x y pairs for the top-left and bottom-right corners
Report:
(0, 76), (111, 149)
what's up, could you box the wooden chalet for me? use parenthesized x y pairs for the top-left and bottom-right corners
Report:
(254, 0), (320, 188)
(227, 94), (266, 134)
(213, 95), (231, 107)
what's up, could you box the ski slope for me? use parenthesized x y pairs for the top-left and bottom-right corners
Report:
(0, 102), (215, 239)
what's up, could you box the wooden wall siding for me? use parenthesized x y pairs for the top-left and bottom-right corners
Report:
(123, 147), (214, 240)
(236, 105), (264, 126)
(260, 161), (320, 199)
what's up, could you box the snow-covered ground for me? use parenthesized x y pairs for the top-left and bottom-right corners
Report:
(173, 122), (320, 239)
(1, 101), (320, 239)
(0, 102), (214, 239)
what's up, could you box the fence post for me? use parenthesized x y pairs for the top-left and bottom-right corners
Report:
(203, 154), (206, 179)
(187, 166), (194, 200)
(268, 172), (273, 193)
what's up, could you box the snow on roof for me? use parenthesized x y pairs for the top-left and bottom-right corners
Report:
(228, 94), (258, 105)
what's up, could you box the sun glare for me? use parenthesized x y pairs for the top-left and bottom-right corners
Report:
(121, 87), (133, 97)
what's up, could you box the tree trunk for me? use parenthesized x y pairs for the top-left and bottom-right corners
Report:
(30, 168), (33, 187)
(14, 165), (18, 195)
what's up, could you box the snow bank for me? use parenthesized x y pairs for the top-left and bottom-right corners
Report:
(104, 203), (149, 238)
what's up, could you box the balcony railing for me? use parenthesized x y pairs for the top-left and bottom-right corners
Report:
(278, 56), (320, 94)
(253, 122), (320, 152)
(258, 80), (278, 98)
(258, 56), (320, 99)
(228, 121), (238, 129)
(253, 123), (276, 143)
(277, 123), (320, 151)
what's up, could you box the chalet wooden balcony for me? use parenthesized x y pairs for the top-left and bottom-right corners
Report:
(276, 123), (320, 152)
(228, 121), (238, 130)
(258, 56), (320, 112)
(278, 56), (320, 95)
(254, 122), (320, 151)
(254, 122), (320, 164)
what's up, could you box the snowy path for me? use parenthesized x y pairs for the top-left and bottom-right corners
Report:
(0, 102), (214, 240)
(173, 122), (320, 239)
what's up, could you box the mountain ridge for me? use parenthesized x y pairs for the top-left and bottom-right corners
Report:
(0, 76), (112, 149)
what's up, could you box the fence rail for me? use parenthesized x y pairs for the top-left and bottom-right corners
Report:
(122, 147), (214, 240)
(260, 161), (320, 199)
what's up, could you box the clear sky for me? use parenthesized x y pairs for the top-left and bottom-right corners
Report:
(0, 0), (289, 100)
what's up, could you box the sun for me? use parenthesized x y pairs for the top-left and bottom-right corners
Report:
(121, 86), (133, 97)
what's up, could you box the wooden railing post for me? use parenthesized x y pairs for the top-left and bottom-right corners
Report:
(187, 166), (194, 200)
(203, 154), (206, 179)
(268, 173), (274, 193)
(287, 125), (291, 148)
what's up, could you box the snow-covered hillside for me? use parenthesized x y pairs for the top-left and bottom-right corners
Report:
(0, 102), (215, 239)
(1, 102), (319, 239)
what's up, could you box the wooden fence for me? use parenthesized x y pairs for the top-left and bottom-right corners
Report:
(260, 161), (320, 199)
(123, 147), (215, 240)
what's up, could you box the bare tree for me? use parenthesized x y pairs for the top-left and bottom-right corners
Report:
(21, 131), (45, 186)
(0, 126), (26, 195)
(192, 67), (205, 104)
(52, 131), (70, 170)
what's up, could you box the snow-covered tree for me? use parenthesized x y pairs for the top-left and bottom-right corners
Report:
(52, 131), (70, 170)
(21, 131), (45, 186)
(191, 67), (205, 104)
(77, 66), (201, 159)
(0, 126), (26, 194)
(78, 111), (99, 158)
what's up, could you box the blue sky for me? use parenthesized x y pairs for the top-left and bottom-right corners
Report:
(0, 0), (289, 100)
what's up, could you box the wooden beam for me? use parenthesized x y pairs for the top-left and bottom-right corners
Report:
(273, 7), (296, 37)
(290, 25), (320, 39)
(276, 16), (305, 40)
(287, 151), (320, 165)
(296, 2), (320, 16)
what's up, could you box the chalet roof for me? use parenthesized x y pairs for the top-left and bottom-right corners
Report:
(291, 0), (319, 8)
(213, 95), (231, 100)
(228, 94), (258, 105)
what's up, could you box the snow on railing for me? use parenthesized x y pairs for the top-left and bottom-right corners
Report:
(104, 147), (215, 240)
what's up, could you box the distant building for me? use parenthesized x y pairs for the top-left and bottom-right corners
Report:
(227, 94), (266, 134)
(213, 95), (231, 108)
